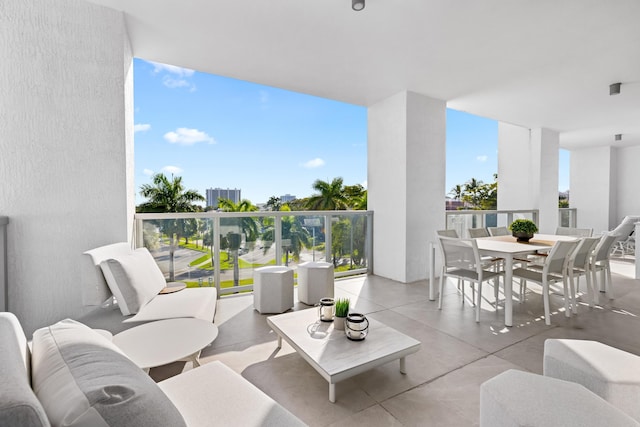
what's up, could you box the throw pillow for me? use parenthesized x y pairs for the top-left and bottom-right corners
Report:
(99, 248), (166, 315)
(31, 319), (186, 427)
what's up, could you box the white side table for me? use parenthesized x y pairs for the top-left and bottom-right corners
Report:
(297, 261), (334, 305)
(113, 318), (218, 371)
(253, 266), (294, 313)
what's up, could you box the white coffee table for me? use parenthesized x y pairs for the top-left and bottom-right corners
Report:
(267, 308), (421, 403)
(113, 318), (218, 371)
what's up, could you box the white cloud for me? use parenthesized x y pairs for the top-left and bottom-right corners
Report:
(162, 75), (197, 91)
(149, 61), (195, 77)
(134, 123), (151, 133)
(301, 158), (325, 169)
(477, 155), (488, 162)
(143, 168), (154, 176)
(161, 166), (183, 175)
(164, 128), (216, 145)
(146, 60), (197, 91)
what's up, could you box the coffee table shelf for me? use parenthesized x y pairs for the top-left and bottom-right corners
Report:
(267, 308), (420, 402)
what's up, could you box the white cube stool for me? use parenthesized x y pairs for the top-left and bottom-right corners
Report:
(544, 339), (640, 422)
(480, 369), (638, 427)
(253, 266), (294, 314)
(297, 261), (334, 305)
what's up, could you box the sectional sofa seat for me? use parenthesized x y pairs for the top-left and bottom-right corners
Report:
(0, 312), (305, 427)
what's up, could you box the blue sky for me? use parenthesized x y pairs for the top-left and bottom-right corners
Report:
(134, 58), (569, 205)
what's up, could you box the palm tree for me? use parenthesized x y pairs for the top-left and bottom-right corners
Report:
(306, 177), (349, 210)
(217, 198), (259, 286)
(448, 184), (463, 201)
(138, 173), (205, 281)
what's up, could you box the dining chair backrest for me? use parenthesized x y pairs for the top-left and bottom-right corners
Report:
(556, 227), (593, 237)
(468, 228), (489, 238)
(488, 226), (509, 237)
(438, 236), (480, 273)
(545, 240), (580, 276)
(593, 233), (620, 262)
(436, 229), (459, 238)
(570, 237), (600, 269)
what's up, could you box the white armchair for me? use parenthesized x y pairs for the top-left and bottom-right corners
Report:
(84, 243), (217, 323)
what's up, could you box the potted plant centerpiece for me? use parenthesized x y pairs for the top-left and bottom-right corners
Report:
(509, 219), (538, 242)
(334, 298), (350, 331)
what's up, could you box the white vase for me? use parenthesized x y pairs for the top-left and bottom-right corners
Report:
(334, 316), (346, 330)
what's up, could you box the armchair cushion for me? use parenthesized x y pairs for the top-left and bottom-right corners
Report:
(31, 319), (186, 427)
(99, 248), (166, 315)
(0, 313), (50, 427)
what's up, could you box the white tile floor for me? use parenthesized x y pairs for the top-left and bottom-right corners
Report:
(152, 257), (640, 426)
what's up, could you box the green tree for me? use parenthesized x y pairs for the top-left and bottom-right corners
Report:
(217, 198), (259, 286)
(137, 173), (205, 281)
(261, 206), (311, 266)
(448, 184), (463, 201)
(306, 177), (349, 210)
(266, 196), (282, 211)
(343, 184), (366, 209)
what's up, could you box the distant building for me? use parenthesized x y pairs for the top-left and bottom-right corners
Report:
(280, 194), (296, 202)
(206, 187), (241, 209)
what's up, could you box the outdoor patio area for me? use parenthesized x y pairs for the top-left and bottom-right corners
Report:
(139, 256), (640, 426)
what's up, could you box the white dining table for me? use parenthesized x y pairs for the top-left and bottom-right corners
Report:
(429, 233), (578, 327)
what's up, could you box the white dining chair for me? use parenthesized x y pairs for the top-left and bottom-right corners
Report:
(437, 235), (503, 322)
(567, 236), (600, 309)
(590, 233), (620, 299)
(488, 226), (509, 237)
(511, 240), (579, 325)
(556, 226), (593, 237)
(468, 228), (489, 238)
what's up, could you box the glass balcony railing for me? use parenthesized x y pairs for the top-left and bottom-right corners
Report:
(133, 210), (373, 297)
(445, 208), (578, 237)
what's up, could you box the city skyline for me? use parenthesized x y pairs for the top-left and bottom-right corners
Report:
(134, 58), (569, 206)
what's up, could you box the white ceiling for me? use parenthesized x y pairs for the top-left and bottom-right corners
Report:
(88, 0), (640, 149)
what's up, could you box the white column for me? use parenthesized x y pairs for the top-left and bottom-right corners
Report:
(532, 128), (559, 234)
(570, 146), (615, 233)
(368, 91), (446, 283)
(1, 0), (133, 335)
(497, 124), (559, 234)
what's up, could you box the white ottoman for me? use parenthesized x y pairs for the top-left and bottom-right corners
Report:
(253, 266), (294, 314)
(544, 339), (640, 422)
(480, 369), (638, 427)
(297, 261), (334, 305)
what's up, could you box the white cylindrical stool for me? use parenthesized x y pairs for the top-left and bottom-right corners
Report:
(253, 266), (294, 314)
(297, 261), (334, 305)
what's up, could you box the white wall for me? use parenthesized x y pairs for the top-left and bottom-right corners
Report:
(570, 146), (614, 233)
(0, 0), (133, 335)
(368, 91), (445, 283)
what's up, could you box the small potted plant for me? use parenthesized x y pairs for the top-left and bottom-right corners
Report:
(334, 298), (350, 331)
(509, 219), (538, 242)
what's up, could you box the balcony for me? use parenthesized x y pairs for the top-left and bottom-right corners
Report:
(135, 257), (639, 426)
(62, 209), (639, 425)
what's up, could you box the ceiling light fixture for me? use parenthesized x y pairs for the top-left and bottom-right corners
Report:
(610, 82), (621, 95)
(352, 0), (365, 11)
(615, 134), (622, 141)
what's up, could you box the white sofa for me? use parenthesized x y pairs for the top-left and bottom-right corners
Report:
(480, 339), (640, 426)
(0, 312), (305, 427)
(85, 242), (217, 323)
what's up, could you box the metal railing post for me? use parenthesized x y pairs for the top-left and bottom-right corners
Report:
(214, 216), (221, 297)
(324, 214), (332, 264)
(275, 216), (282, 266)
